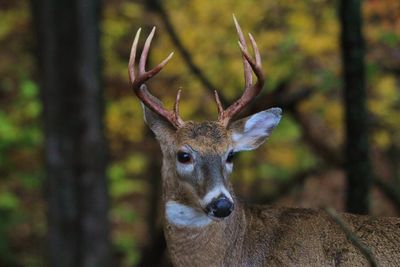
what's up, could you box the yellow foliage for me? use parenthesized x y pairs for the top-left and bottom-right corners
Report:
(0, 5), (28, 40)
(369, 75), (397, 116)
(287, 10), (338, 55)
(241, 168), (255, 184)
(298, 33), (338, 55)
(124, 154), (147, 175)
(377, 75), (397, 99)
(368, 74), (399, 149)
(298, 93), (327, 113)
(373, 130), (391, 149)
(325, 102), (344, 134)
(121, 2), (142, 19)
(265, 145), (297, 169)
(106, 98), (144, 152)
(288, 12), (314, 33)
(260, 31), (284, 49)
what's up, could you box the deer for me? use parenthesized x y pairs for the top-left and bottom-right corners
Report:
(127, 16), (400, 267)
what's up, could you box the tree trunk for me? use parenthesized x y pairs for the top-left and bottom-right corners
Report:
(339, 0), (372, 214)
(31, 1), (111, 266)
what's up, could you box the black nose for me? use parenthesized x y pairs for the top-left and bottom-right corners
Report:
(206, 197), (234, 218)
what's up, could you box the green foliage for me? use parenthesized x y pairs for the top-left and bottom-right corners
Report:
(0, 2), (44, 265)
(0, 192), (20, 210)
(114, 230), (140, 266)
(0, 191), (26, 266)
(379, 31), (400, 47)
(108, 152), (149, 266)
(108, 155), (147, 198)
(271, 116), (301, 142)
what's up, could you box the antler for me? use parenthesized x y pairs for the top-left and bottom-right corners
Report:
(128, 27), (184, 128)
(214, 15), (265, 127)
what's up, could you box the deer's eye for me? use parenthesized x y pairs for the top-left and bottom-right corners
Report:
(177, 151), (192, 164)
(226, 151), (235, 163)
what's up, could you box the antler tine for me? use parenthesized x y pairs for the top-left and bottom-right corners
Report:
(233, 14), (252, 89)
(174, 89), (184, 126)
(216, 16), (265, 127)
(214, 90), (224, 114)
(128, 28), (141, 84)
(248, 33), (262, 66)
(139, 27), (155, 74)
(237, 41), (263, 80)
(128, 27), (182, 128)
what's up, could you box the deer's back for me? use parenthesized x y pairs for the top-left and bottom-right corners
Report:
(240, 205), (400, 266)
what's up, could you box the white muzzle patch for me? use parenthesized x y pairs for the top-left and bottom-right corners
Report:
(200, 185), (233, 207)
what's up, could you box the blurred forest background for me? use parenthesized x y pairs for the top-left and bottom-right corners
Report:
(0, 0), (399, 266)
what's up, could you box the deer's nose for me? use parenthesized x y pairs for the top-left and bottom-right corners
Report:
(206, 196), (234, 218)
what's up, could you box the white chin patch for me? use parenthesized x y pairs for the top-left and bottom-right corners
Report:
(165, 201), (212, 228)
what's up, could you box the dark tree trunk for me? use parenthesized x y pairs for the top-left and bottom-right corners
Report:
(31, 1), (111, 266)
(339, 0), (372, 214)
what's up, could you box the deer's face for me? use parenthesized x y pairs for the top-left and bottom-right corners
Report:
(143, 103), (282, 225)
(174, 122), (235, 219)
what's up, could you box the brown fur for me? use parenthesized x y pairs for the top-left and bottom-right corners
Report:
(164, 200), (400, 266)
(176, 121), (230, 154)
(145, 116), (400, 266)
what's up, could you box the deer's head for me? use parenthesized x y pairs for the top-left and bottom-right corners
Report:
(128, 16), (281, 225)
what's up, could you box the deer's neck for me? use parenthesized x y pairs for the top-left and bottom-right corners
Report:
(161, 159), (246, 266)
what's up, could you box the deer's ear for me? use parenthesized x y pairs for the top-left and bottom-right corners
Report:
(229, 108), (282, 152)
(141, 100), (176, 143)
